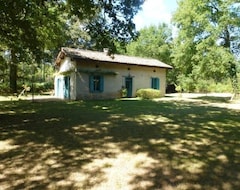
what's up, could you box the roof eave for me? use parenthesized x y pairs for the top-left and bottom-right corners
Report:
(72, 57), (172, 69)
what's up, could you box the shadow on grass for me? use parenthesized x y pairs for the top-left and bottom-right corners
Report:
(0, 99), (240, 189)
(193, 95), (231, 103)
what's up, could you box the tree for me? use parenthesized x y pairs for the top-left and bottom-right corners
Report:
(126, 24), (174, 83)
(68, 0), (144, 52)
(172, 0), (240, 93)
(0, 1), (67, 93)
(0, 0), (144, 93)
(126, 24), (173, 63)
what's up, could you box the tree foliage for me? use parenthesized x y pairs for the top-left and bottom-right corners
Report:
(126, 24), (174, 83)
(172, 0), (240, 93)
(0, 0), (144, 93)
(126, 24), (173, 64)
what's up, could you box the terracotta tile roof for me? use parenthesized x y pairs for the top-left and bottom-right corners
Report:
(56, 47), (173, 69)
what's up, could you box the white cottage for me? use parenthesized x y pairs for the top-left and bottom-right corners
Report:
(54, 47), (172, 100)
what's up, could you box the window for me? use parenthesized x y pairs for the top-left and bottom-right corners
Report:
(89, 75), (104, 92)
(151, 77), (160, 90)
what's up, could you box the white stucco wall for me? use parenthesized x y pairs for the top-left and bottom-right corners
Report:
(59, 57), (76, 74)
(55, 57), (168, 100)
(55, 57), (77, 100)
(74, 60), (167, 99)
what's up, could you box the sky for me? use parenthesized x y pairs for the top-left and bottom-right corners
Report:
(133, 0), (178, 31)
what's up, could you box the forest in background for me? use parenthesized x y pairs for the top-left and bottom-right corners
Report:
(0, 0), (239, 95)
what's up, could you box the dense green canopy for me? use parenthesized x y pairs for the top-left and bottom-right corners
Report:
(172, 0), (240, 93)
(0, 0), (144, 92)
(126, 24), (172, 65)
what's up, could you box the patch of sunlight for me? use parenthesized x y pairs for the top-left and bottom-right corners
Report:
(104, 136), (113, 140)
(194, 138), (211, 146)
(178, 161), (205, 174)
(28, 175), (46, 182)
(170, 143), (192, 154)
(174, 183), (201, 190)
(22, 110), (36, 114)
(165, 124), (180, 129)
(103, 143), (121, 154)
(99, 121), (111, 126)
(29, 163), (45, 174)
(49, 180), (72, 189)
(43, 146), (61, 156)
(217, 154), (229, 164)
(109, 114), (124, 119)
(185, 134), (197, 139)
(69, 172), (87, 183)
(134, 114), (173, 125)
(188, 114), (197, 118)
(208, 121), (218, 126)
(101, 106), (109, 110)
(45, 159), (57, 165)
(222, 182), (233, 190)
(235, 148), (240, 154)
(0, 140), (19, 153)
(93, 105), (105, 109)
(170, 141), (196, 155)
(0, 110), (16, 114)
(209, 110), (222, 114)
(68, 151), (158, 189)
(44, 118), (60, 122)
(72, 124), (88, 130)
(72, 125), (101, 135)
(149, 138), (169, 145)
(140, 114), (172, 123)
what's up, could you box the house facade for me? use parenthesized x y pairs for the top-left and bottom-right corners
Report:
(54, 47), (172, 100)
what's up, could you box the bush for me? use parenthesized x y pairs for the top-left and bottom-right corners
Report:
(34, 82), (54, 93)
(120, 87), (127, 98)
(0, 82), (10, 94)
(136, 88), (162, 99)
(195, 80), (210, 93)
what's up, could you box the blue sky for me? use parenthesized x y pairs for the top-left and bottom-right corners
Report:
(134, 0), (178, 30)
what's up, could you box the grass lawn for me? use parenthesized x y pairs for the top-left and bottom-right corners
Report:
(0, 96), (240, 190)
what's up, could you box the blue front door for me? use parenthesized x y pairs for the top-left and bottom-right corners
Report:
(64, 76), (70, 99)
(125, 77), (133, 98)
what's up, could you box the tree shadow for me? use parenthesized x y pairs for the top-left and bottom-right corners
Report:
(193, 95), (231, 103)
(0, 99), (240, 189)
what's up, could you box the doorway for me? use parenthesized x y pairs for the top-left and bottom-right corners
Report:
(64, 76), (70, 99)
(125, 77), (133, 98)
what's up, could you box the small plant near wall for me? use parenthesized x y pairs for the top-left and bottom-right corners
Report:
(136, 88), (162, 99)
(120, 86), (127, 98)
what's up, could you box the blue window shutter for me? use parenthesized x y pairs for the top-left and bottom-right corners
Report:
(100, 76), (104, 92)
(151, 78), (154, 89)
(151, 77), (160, 89)
(89, 75), (94, 92)
(156, 78), (160, 90)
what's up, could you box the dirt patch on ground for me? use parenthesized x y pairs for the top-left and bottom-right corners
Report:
(161, 93), (240, 110)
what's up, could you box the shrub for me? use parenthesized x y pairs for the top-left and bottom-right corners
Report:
(177, 75), (196, 92)
(0, 82), (10, 94)
(120, 87), (127, 98)
(34, 82), (54, 93)
(136, 88), (162, 99)
(195, 80), (210, 93)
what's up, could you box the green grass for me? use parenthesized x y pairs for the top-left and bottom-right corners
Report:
(0, 98), (240, 189)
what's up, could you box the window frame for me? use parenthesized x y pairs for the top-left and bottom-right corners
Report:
(151, 77), (160, 90)
(89, 75), (104, 93)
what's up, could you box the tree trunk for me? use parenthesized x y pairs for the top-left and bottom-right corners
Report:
(9, 50), (17, 93)
(224, 27), (239, 96)
(229, 62), (238, 95)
